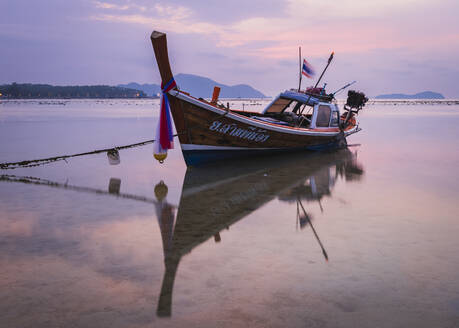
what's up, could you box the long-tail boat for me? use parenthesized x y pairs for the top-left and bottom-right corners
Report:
(150, 31), (368, 166)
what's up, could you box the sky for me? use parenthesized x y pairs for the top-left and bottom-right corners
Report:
(1, 0), (458, 97)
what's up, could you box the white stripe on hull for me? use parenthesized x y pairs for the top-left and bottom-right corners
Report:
(180, 144), (279, 151)
(180, 143), (341, 151)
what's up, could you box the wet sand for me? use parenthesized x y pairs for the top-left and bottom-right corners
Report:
(1, 99), (458, 327)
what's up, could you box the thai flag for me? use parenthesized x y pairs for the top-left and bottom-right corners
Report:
(302, 59), (315, 78)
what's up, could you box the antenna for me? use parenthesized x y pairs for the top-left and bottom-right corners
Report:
(298, 46), (302, 92)
(314, 51), (334, 89)
(332, 81), (356, 96)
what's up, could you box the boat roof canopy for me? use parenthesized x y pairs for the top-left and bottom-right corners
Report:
(279, 90), (320, 106)
(262, 90), (320, 114)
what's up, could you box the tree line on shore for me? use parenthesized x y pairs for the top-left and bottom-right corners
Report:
(0, 83), (150, 99)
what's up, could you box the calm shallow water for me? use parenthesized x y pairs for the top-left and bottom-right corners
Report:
(1, 99), (459, 327)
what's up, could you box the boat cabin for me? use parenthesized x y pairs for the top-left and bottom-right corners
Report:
(256, 90), (340, 129)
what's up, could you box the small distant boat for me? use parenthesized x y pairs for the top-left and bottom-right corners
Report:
(150, 31), (368, 166)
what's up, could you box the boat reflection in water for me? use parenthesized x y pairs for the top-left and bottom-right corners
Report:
(0, 149), (363, 319)
(155, 149), (364, 317)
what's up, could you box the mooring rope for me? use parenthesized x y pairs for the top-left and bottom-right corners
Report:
(0, 174), (168, 206)
(0, 134), (178, 170)
(1, 134), (359, 170)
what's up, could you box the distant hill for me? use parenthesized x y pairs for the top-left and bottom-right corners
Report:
(119, 73), (267, 98)
(0, 83), (147, 99)
(117, 82), (161, 97)
(375, 91), (445, 99)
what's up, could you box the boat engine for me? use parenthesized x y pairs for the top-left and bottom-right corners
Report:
(341, 90), (368, 129)
(345, 90), (368, 110)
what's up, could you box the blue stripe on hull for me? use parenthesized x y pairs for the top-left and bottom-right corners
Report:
(182, 141), (341, 166)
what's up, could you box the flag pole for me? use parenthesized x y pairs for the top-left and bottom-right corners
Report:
(298, 46), (302, 92)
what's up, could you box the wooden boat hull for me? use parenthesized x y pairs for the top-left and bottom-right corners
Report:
(168, 90), (356, 165)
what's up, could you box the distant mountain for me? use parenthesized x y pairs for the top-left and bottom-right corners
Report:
(375, 91), (445, 99)
(0, 83), (147, 99)
(119, 73), (266, 98)
(117, 82), (161, 97)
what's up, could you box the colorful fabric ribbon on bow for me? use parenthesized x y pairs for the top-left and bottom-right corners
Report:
(154, 77), (176, 162)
